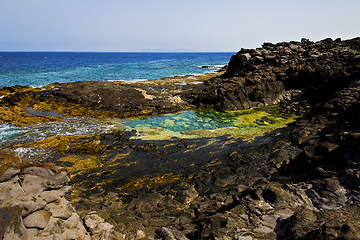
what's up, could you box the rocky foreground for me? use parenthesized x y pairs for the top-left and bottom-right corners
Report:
(1, 37), (360, 240)
(0, 149), (119, 239)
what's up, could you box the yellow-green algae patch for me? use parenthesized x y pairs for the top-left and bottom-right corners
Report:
(13, 134), (107, 154)
(0, 105), (63, 127)
(57, 155), (104, 177)
(128, 127), (200, 140)
(116, 173), (181, 194)
(120, 105), (299, 140)
(0, 86), (119, 127)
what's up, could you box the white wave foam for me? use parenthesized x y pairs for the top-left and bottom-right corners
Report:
(149, 59), (173, 63)
(127, 79), (149, 82)
(0, 124), (16, 133)
(169, 73), (202, 78)
(204, 70), (217, 74)
(0, 124), (28, 140)
(13, 147), (48, 161)
(30, 84), (44, 88)
(1, 117), (116, 148)
(13, 147), (34, 155)
(108, 79), (148, 83)
(197, 64), (225, 69)
(174, 82), (187, 86)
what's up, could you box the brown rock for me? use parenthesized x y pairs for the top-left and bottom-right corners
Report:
(46, 198), (74, 219)
(157, 227), (189, 240)
(23, 209), (52, 229)
(0, 175), (24, 201)
(0, 149), (22, 165)
(62, 213), (91, 240)
(0, 167), (20, 182)
(0, 206), (27, 240)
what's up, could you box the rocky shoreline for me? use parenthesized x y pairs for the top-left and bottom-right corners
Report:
(1, 37), (360, 239)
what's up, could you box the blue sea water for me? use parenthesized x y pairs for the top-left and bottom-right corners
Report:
(0, 52), (234, 88)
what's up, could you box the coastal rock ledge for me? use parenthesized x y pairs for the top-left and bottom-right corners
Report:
(185, 37), (360, 112)
(0, 37), (360, 240)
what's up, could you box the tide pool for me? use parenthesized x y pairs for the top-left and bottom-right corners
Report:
(1, 106), (298, 161)
(120, 106), (298, 140)
(1, 106), (297, 145)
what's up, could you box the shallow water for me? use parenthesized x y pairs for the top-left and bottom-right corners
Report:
(0, 118), (116, 160)
(0, 124), (29, 141)
(1, 106), (297, 162)
(120, 106), (298, 140)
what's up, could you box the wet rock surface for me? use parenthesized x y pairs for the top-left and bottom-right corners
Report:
(1, 37), (360, 239)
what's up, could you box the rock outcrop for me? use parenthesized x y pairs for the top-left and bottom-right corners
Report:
(185, 37), (360, 112)
(0, 150), (118, 240)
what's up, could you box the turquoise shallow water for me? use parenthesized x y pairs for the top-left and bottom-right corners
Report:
(120, 107), (298, 140)
(0, 52), (233, 88)
(121, 110), (235, 132)
(0, 124), (26, 141)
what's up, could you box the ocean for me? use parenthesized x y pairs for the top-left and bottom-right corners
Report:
(0, 52), (234, 88)
(0, 52), (233, 147)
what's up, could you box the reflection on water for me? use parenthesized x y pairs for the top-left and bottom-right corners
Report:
(120, 106), (298, 140)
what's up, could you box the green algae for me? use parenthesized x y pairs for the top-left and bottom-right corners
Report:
(13, 134), (108, 154)
(120, 106), (299, 140)
(116, 173), (181, 194)
(0, 105), (63, 127)
(57, 155), (103, 177)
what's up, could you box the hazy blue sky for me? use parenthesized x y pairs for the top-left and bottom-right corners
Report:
(1, 0), (359, 52)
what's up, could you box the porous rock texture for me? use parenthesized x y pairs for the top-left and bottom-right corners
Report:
(185, 37), (360, 112)
(0, 150), (117, 240)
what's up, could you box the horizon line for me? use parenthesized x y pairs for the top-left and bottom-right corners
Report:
(0, 50), (236, 53)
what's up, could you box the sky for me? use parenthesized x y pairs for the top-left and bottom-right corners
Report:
(0, 0), (359, 52)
